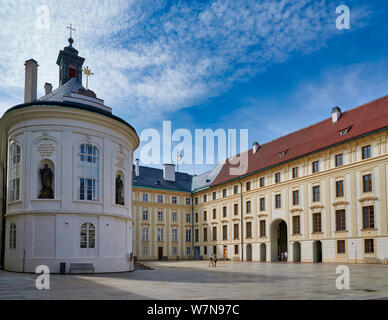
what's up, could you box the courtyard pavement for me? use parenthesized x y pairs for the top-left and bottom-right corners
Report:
(0, 261), (387, 300)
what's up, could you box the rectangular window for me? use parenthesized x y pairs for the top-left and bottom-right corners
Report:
(203, 194), (207, 203)
(246, 181), (251, 191)
(293, 216), (301, 234)
(260, 220), (266, 237)
(275, 194), (281, 209)
(186, 213), (191, 223)
(233, 223), (239, 239)
(185, 229), (191, 242)
(259, 177), (265, 187)
(204, 246), (207, 255)
(363, 174), (372, 193)
(186, 197), (191, 205)
(157, 228), (164, 242)
(336, 180), (344, 197)
(312, 160), (319, 173)
(212, 226), (217, 241)
(362, 206), (374, 229)
(213, 246), (217, 255)
(362, 145), (371, 159)
(172, 229), (178, 242)
(292, 167), (299, 178)
(234, 203), (239, 216)
(195, 197), (198, 205)
(335, 154), (343, 167)
(172, 211), (177, 222)
(292, 190), (299, 206)
(275, 172), (281, 183)
(212, 208), (217, 219)
(212, 192), (217, 200)
(246, 200), (251, 214)
(142, 210), (148, 221)
(312, 185), (320, 202)
(203, 228), (208, 242)
(142, 193), (148, 202)
(260, 197), (265, 211)
(172, 196), (177, 204)
(142, 227), (149, 241)
(337, 240), (345, 254)
(222, 189), (227, 198)
(203, 211), (207, 221)
(172, 246), (177, 255)
(195, 212), (198, 223)
(313, 213), (322, 233)
(143, 246), (148, 255)
(223, 206), (227, 218)
(186, 246), (191, 255)
(336, 209), (346, 231)
(158, 211), (163, 221)
(222, 225), (228, 240)
(234, 245), (239, 254)
(246, 222), (252, 238)
(234, 185), (239, 195)
(365, 239), (374, 253)
(157, 195), (163, 203)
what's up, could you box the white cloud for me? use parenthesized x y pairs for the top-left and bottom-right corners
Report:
(0, 0), (372, 123)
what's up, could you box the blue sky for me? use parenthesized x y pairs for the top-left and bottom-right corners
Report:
(1, 0), (388, 174)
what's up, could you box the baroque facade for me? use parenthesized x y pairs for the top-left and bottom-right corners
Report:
(133, 97), (388, 264)
(0, 38), (139, 273)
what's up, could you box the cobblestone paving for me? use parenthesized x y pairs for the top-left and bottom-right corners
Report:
(0, 261), (387, 300)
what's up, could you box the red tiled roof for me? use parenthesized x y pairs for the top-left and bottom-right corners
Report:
(211, 94), (388, 187)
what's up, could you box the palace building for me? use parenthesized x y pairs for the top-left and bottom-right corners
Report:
(0, 37), (139, 273)
(133, 96), (388, 264)
(1, 37), (388, 274)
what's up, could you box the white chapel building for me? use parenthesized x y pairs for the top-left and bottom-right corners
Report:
(0, 37), (139, 273)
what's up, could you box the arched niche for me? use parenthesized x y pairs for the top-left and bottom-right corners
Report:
(37, 159), (55, 199)
(115, 170), (125, 206)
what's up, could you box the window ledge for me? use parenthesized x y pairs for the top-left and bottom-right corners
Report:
(73, 200), (103, 205)
(8, 200), (22, 205)
(361, 228), (377, 232)
(31, 199), (61, 202)
(335, 230), (348, 233)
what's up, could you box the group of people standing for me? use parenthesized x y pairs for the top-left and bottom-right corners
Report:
(209, 254), (217, 267)
(280, 251), (288, 262)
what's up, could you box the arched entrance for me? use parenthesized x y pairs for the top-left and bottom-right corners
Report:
(246, 244), (252, 261)
(260, 243), (266, 261)
(293, 242), (301, 262)
(313, 240), (322, 262)
(270, 219), (288, 261)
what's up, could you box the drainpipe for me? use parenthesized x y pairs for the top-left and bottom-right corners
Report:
(239, 180), (244, 261)
(0, 132), (8, 269)
(191, 194), (194, 260)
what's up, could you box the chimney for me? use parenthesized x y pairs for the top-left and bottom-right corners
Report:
(24, 59), (38, 103)
(332, 106), (342, 123)
(44, 82), (52, 96)
(135, 159), (140, 176)
(252, 141), (260, 154)
(163, 163), (175, 182)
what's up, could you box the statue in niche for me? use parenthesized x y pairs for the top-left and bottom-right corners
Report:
(116, 175), (124, 205)
(39, 164), (54, 199)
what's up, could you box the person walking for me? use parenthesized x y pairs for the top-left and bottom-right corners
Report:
(213, 254), (217, 267)
(209, 254), (213, 267)
(284, 251), (288, 262)
(280, 252), (284, 262)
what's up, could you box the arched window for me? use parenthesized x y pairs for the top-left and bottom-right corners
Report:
(80, 222), (95, 248)
(9, 144), (21, 201)
(9, 223), (16, 249)
(78, 144), (100, 201)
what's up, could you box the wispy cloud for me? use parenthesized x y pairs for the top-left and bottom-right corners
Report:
(0, 0), (371, 123)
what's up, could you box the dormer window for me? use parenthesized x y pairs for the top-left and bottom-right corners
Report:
(278, 149), (288, 158)
(339, 126), (352, 136)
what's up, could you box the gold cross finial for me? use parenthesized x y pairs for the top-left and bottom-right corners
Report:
(82, 66), (94, 89)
